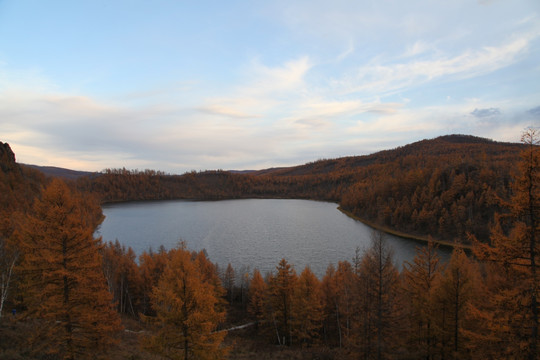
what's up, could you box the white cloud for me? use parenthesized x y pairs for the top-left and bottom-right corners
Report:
(1, 0), (539, 173)
(1, 75), (533, 172)
(347, 98), (532, 148)
(335, 35), (532, 96)
(248, 56), (312, 95)
(195, 104), (260, 119)
(471, 107), (501, 118)
(403, 41), (432, 57)
(282, 99), (403, 132)
(0, 57), (319, 172)
(289, 99), (364, 119)
(197, 56), (312, 121)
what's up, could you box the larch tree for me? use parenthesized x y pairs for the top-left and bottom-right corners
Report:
(138, 248), (168, 316)
(292, 266), (324, 346)
(237, 265), (251, 309)
(248, 268), (267, 328)
(353, 258), (375, 357)
(192, 249), (227, 317)
(334, 260), (357, 347)
(472, 127), (540, 359)
(321, 263), (341, 347)
(431, 248), (478, 360)
(402, 240), (443, 359)
(144, 245), (227, 360)
(461, 261), (505, 359)
(193, 249), (223, 293)
(267, 258), (297, 346)
(17, 178), (122, 359)
(357, 230), (402, 360)
(102, 240), (142, 316)
(223, 263), (236, 303)
(320, 260), (360, 350)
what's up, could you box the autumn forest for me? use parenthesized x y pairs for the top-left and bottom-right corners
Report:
(0, 130), (539, 359)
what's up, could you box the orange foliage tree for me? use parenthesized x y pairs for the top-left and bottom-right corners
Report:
(292, 266), (324, 346)
(472, 127), (540, 359)
(266, 258), (297, 346)
(138, 246), (168, 316)
(402, 240), (443, 359)
(17, 178), (122, 359)
(320, 263), (340, 347)
(248, 268), (267, 329)
(321, 260), (357, 348)
(356, 231), (402, 359)
(101, 240), (142, 316)
(144, 244), (228, 360)
(223, 263), (236, 303)
(431, 248), (479, 359)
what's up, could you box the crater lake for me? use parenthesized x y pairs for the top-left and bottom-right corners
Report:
(96, 199), (449, 277)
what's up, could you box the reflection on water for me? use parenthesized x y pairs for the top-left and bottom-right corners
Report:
(97, 199), (450, 277)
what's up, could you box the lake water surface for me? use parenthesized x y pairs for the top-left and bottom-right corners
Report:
(97, 199), (449, 277)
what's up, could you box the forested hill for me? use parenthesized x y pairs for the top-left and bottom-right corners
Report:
(252, 134), (520, 176)
(71, 134), (526, 245)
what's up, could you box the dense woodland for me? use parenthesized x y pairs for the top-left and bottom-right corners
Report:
(0, 130), (538, 359)
(74, 134), (524, 244)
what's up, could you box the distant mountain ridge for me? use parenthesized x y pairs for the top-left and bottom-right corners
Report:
(19, 134), (518, 178)
(21, 164), (95, 180)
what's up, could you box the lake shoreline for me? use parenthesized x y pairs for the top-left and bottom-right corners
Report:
(100, 197), (469, 251)
(337, 206), (471, 250)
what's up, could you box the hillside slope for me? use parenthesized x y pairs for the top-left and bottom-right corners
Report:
(254, 134), (520, 176)
(70, 134), (525, 244)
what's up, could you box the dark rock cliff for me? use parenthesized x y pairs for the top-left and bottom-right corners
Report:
(0, 142), (19, 173)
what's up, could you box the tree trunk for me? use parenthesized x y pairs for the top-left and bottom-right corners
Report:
(0, 253), (17, 319)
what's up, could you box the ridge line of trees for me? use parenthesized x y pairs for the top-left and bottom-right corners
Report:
(75, 135), (526, 245)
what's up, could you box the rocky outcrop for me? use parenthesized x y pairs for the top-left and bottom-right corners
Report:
(0, 142), (19, 173)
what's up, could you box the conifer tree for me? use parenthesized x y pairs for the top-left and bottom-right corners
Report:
(402, 240), (443, 359)
(223, 263), (236, 303)
(102, 240), (142, 316)
(432, 248), (478, 359)
(193, 249), (223, 294)
(321, 260), (357, 348)
(18, 178), (122, 359)
(267, 258), (297, 346)
(139, 248), (168, 316)
(472, 127), (540, 359)
(357, 231), (402, 360)
(144, 245), (227, 360)
(248, 268), (267, 328)
(292, 266), (324, 346)
(335, 260), (357, 344)
(321, 263), (342, 347)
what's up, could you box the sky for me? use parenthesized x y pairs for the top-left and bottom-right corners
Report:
(0, 0), (539, 173)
